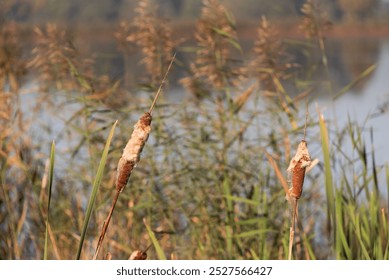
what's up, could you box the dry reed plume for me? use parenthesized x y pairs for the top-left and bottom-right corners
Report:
(250, 16), (299, 132)
(125, 0), (174, 86)
(299, 0), (331, 40)
(28, 24), (78, 90)
(29, 23), (119, 106)
(299, 0), (332, 73)
(0, 21), (30, 260)
(251, 16), (295, 91)
(0, 22), (25, 93)
(181, 0), (244, 94)
(0, 21), (30, 165)
(1, 22), (25, 136)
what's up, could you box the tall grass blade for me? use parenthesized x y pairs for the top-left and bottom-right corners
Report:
(318, 109), (336, 239)
(335, 190), (351, 259)
(386, 164), (389, 215)
(76, 120), (118, 260)
(381, 209), (389, 259)
(44, 141), (55, 260)
(333, 64), (376, 100)
(353, 215), (371, 260)
(65, 57), (92, 91)
(223, 179), (233, 258)
(234, 229), (276, 238)
(144, 219), (167, 260)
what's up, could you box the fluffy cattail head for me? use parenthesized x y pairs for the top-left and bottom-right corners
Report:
(116, 112), (152, 192)
(287, 140), (311, 200)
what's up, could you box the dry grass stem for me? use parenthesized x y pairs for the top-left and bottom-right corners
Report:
(149, 52), (176, 113)
(232, 84), (256, 114)
(264, 150), (290, 200)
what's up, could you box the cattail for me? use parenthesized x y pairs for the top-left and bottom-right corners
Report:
(116, 112), (152, 192)
(287, 105), (312, 260)
(93, 54), (175, 260)
(129, 250), (148, 260)
(287, 140), (311, 200)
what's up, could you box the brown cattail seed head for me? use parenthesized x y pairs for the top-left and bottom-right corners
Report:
(116, 112), (152, 192)
(287, 140), (311, 200)
(129, 250), (147, 260)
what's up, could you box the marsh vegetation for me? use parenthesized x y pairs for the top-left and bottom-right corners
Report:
(1, 0), (388, 260)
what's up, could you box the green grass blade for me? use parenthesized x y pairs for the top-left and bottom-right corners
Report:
(354, 216), (371, 260)
(223, 179), (233, 257)
(250, 248), (260, 260)
(333, 64), (376, 100)
(65, 56), (92, 91)
(386, 164), (389, 215)
(44, 141), (55, 260)
(144, 219), (167, 260)
(318, 110), (336, 239)
(234, 229), (277, 238)
(382, 208), (389, 259)
(76, 120), (118, 260)
(335, 191), (352, 259)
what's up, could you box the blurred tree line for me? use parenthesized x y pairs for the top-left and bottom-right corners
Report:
(1, 0), (387, 24)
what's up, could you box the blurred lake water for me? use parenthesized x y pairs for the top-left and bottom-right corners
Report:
(21, 33), (389, 174)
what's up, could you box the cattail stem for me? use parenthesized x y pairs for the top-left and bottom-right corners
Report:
(288, 198), (298, 260)
(303, 101), (309, 141)
(93, 190), (120, 260)
(149, 53), (176, 114)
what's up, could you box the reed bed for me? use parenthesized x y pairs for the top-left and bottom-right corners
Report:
(0, 0), (388, 260)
